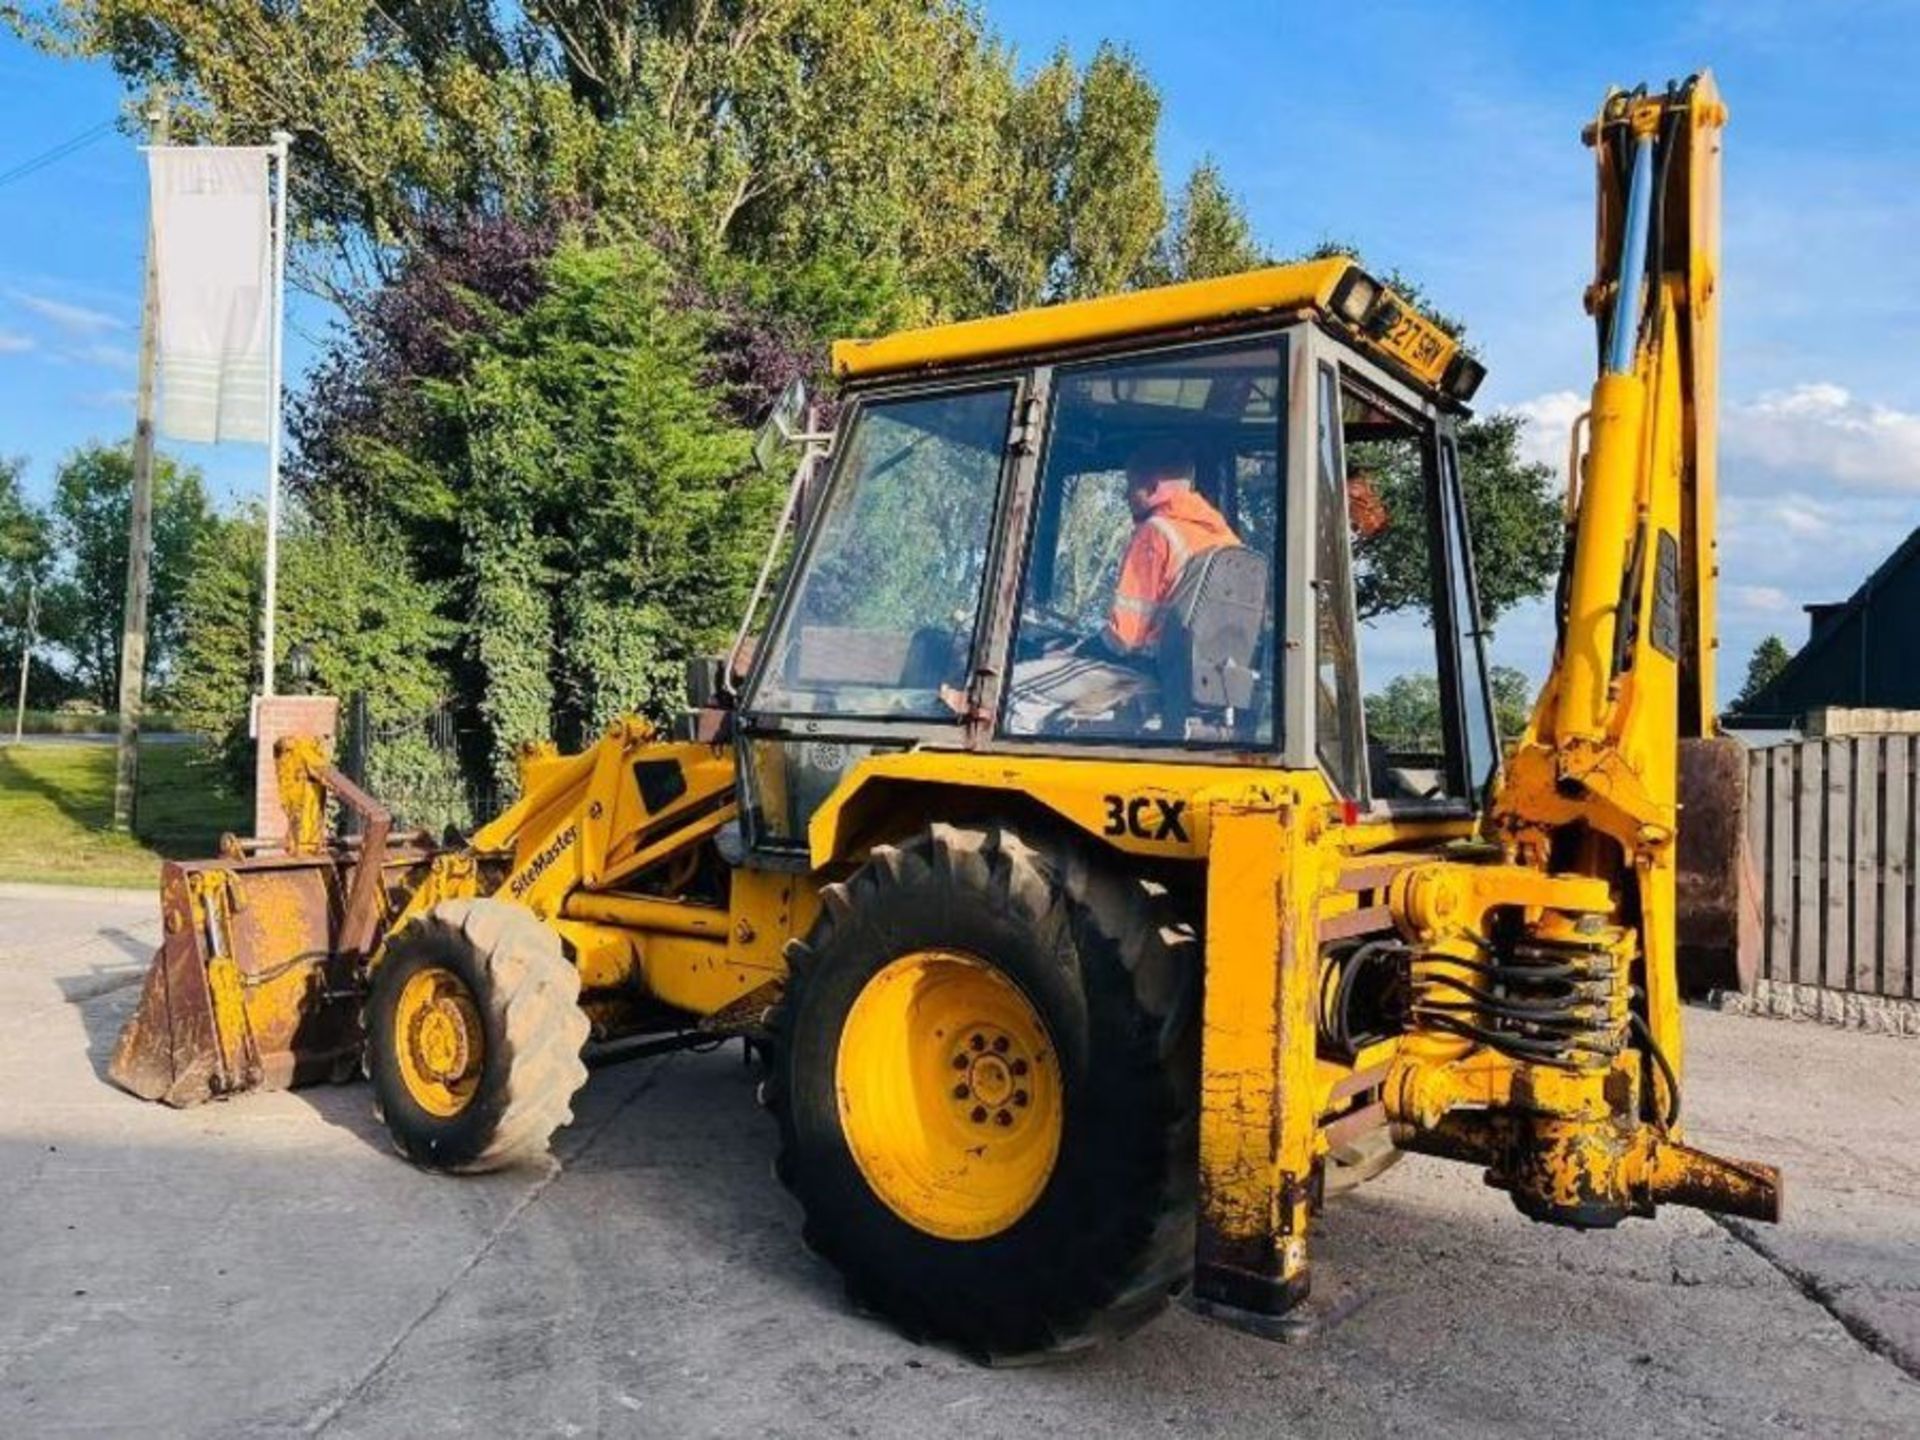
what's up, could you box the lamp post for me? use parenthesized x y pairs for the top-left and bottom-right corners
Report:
(284, 640), (315, 695)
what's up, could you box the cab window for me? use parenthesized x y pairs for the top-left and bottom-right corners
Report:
(1002, 338), (1282, 745)
(1334, 371), (1496, 802)
(750, 386), (1013, 719)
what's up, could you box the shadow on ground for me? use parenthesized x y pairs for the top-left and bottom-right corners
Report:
(17, 971), (1920, 1438)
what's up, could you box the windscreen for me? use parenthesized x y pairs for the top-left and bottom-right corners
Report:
(1001, 338), (1282, 746)
(749, 386), (1014, 720)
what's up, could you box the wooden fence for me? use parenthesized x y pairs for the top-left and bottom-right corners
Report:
(1745, 734), (1918, 999)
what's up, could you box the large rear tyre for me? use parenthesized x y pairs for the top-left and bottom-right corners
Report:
(366, 898), (590, 1173)
(767, 822), (1199, 1361)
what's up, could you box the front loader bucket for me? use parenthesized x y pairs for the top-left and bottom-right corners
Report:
(1675, 736), (1762, 998)
(111, 846), (435, 1106)
(111, 751), (440, 1106)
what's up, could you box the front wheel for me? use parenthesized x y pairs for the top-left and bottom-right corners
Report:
(767, 822), (1199, 1361)
(365, 898), (590, 1173)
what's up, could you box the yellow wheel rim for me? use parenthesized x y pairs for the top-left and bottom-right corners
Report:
(393, 966), (485, 1119)
(835, 950), (1062, 1241)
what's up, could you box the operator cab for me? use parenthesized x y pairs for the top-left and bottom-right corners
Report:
(732, 259), (1499, 857)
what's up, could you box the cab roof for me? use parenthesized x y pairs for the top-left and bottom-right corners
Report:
(828, 256), (1476, 402)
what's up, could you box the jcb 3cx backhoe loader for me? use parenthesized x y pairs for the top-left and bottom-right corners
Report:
(114, 73), (1777, 1358)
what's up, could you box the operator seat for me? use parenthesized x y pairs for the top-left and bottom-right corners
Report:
(1154, 544), (1268, 740)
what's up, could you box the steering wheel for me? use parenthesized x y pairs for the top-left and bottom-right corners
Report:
(1018, 604), (1080, 654)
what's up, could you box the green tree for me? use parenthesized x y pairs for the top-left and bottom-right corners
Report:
(1364, 672), (1444, 752)
(16, 4), (1194, 322)
(42, 443), (211, 708)
(1056, 43), (1165, 300)
(0, 456), (56, 703)
(1364, 665), (1533, 753)
(172, 500), (456, 807)
(1734, 634), (1793, 709)
(989, 48), (1076, 310)
(16, 3), (1070, 320)
(1490, 664), (1534, 740)
(390, 238), (778, 782)
(1155, 158), (1263, 282)
(1348, 410), (1561, 625)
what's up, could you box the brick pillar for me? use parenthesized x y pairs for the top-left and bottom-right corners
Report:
(253, 694), (339, 844)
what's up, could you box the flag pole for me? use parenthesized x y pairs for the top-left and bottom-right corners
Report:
(260, 130), (291, 700)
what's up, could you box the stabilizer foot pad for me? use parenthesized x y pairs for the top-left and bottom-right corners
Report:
(1183, 1282), (1368, 1344)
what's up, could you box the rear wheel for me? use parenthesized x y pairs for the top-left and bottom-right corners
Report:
(366, 898), (590, 1173)
(767, 822), (1199, 1361)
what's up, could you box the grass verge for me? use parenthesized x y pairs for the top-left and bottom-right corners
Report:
(9, 710), (182, 735)
(0, 741), (248, 889)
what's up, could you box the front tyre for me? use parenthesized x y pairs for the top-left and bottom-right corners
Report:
(768, 823), (1198, 1361)
(366, 898), (590, 1173)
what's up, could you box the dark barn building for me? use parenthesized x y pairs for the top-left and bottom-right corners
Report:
(1727, 527), (1920, 729)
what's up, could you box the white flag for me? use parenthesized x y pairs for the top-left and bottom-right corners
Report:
(148, 146), (274, 444)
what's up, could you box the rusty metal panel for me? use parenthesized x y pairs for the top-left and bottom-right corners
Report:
(1675, 736), (1759, 995)
(110, 847), (434, 1106)
(109, 865), (229, 1106)
(224, 865), (361, 1090)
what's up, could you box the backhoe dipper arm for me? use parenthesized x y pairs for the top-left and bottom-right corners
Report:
(1382, 72), (1779, 1230)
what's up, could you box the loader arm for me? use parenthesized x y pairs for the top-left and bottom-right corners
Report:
(1374, 72), (1779, 1227)
(1496, 74), (1726, 1075)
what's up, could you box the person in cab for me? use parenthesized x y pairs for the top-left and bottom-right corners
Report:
(1005, 438), (1241, 733)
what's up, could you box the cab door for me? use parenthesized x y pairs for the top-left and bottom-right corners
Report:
(734, 379), (1026, 857)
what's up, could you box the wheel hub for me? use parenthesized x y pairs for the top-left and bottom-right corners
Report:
(948, 1028), (1033, 1127)
(413, 999), (473, 1081)
(836, 950), (1061, 1241)
(394, 966), (483, 1117)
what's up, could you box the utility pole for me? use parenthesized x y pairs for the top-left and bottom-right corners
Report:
(112, 91), (168, 832)
(12, 580), (36, 746)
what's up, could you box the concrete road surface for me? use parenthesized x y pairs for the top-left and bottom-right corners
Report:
(2, 883), (1917, 1438)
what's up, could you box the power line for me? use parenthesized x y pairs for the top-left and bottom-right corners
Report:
(0, 118), (118, 191)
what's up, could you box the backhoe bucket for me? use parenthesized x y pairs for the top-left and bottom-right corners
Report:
(1675, 736), (1761, 997)
(110, 744), (438, 1106)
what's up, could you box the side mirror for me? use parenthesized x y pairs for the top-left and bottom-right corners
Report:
(753, 376), (811, 473)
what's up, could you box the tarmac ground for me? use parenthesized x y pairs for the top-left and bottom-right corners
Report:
(2, 882), (1916, 1438)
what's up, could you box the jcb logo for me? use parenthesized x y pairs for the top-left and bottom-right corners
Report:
(1101, 794), (1189, 844)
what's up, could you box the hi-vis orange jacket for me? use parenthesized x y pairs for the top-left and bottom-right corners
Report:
(1103, 483), (1240, 653)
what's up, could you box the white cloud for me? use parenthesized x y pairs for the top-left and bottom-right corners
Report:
(1726, 584), (1793, 616)
(1509, 381), (1920, 496)
(11, 291), (125, 335)
(1499, 385), (1920, 704)
(0, 329), (32, 353)
(1726, 383), (1920, 491)
(1770, 500), (1832, 538)
(1505, 390), (1583, 478)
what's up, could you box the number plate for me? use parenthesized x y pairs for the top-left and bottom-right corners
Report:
(1374, 304), (1455, 385)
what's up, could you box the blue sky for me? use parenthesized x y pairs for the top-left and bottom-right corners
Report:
(2, 2), (1917, 703)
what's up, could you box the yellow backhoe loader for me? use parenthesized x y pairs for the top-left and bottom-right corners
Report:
(112, 73), (1777, 1358)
